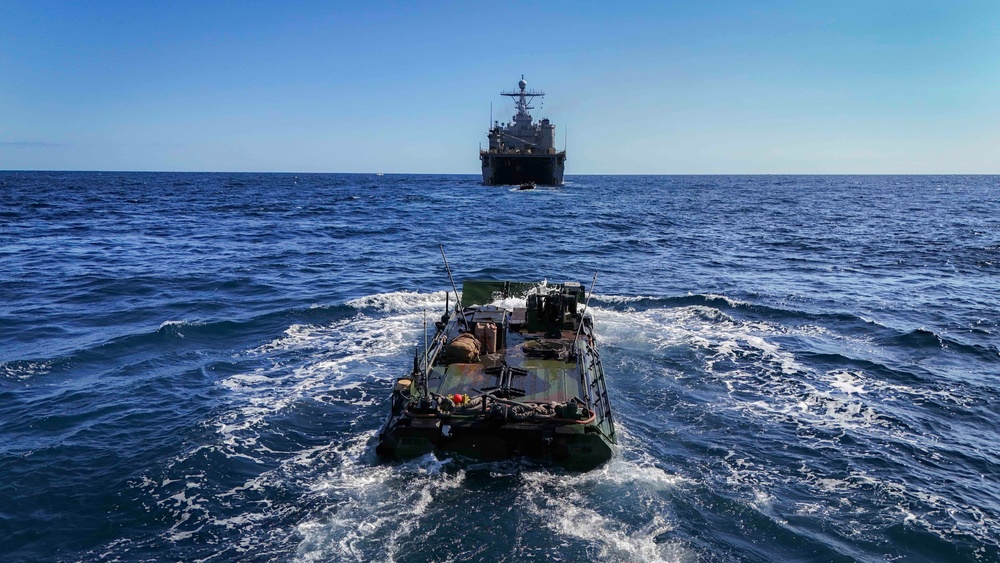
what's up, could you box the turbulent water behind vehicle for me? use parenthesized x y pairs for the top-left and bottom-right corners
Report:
(1, 172), (998, 562)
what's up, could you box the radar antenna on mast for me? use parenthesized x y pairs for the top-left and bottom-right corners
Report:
(500, 74), (545, 118)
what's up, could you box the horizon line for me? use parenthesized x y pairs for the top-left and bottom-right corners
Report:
(3, 170), (999, 176)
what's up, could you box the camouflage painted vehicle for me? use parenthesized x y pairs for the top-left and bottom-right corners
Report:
(376, 279), (617, 470)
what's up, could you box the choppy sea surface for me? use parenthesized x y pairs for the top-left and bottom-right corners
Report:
(1, 172), (998, 562)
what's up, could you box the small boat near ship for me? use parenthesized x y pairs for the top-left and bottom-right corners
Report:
(518, 181), (536, 190)
(480, 76), (566, 186)
(376, 266), (617, 470)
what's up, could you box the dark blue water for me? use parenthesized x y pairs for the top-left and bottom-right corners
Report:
(1, 172), (998, 562)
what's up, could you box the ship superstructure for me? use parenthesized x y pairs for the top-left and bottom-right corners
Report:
(480, 76), (566, 186)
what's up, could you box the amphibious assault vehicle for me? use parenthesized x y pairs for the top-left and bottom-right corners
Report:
(376, 278), (617, 470)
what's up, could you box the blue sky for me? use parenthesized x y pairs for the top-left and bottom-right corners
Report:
(1, 1), (998, 173)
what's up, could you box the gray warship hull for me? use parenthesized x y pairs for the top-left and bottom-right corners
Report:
(480, 151), (566, 186)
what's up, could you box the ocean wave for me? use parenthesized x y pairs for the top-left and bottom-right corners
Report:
(0, 358), (56, 380)
(345, 290), (449, 314)
(887, 327), (1000, 362)
(517, 457), (692, 562)
(590, 298), (1000, 558)
(95, 293), (449, 558)
(293, 448), (693, 562)
(6, 171), (999, 561)
(595, 292), (867, 327)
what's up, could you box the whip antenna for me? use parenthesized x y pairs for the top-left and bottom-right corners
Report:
(576, 272), (598, 341)
(439, 245), (469, 331)
(422, 310), (430, 399)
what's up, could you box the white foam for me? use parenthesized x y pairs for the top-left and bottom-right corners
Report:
(295, 436), (465, 562)
(121, 291), (459, 555)
(519, 459), (692, 562)
(115, 290), (1000, 558)
(592, 301), (898, 437)
(829, 370), (867, 395)
(293, 423), (693, 561)
(346, 290), (449, 314)
(215, 292), (449, 452)
(593, 293), (660, 305)
(0, 359), (54, 380)
(589, 296), (973, 550)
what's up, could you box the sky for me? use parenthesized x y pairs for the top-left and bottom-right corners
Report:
(1, 1), (998, 174)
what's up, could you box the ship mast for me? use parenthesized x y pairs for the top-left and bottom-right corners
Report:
(500, 74), (545, 118)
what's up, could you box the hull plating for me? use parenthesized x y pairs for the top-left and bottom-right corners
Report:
(481, 153), (566, 186)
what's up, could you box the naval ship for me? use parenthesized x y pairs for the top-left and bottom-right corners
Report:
(480, 76), (566, 186)
(376, 255), (617, 470)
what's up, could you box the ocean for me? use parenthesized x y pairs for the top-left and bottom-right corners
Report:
(1, 172), (998, 562)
